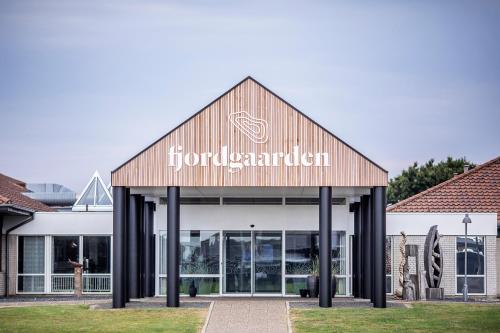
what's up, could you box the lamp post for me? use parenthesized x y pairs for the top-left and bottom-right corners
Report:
(462, 214), (472, 302)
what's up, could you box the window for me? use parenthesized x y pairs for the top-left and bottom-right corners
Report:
(386, 236), (392, 294)
(285, 198), (346, 205)
(18, 236), (45, 292)
(284, 231), (346, 296)
(159, 232), (167, 294)
(83, 236), (110, 274)
(456, 236), (485, 294)
(52, 236), (79, 273)
(159, 230), (221, 295)
(180, 230), (220, 295)
(180, 231), (220, 274)
(223, 197), (283, 205)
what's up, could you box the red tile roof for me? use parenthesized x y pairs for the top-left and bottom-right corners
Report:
(387, 156), (500, 221)
(0, 173), (54, 212)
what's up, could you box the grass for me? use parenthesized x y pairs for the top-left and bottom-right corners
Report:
(291, 303), (500, 333)
(0, 305), (206, 333)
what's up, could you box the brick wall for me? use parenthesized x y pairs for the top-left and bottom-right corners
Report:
(7, 235), (17, 296)
(390, 235), (496, 297)
(0, 235), (4, 295)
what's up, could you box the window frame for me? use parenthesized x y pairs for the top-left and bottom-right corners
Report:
(17, 236), (46, 294)
(455, 236), (486, 296)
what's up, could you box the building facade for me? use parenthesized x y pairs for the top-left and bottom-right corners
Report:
(2, 78), (497, 304)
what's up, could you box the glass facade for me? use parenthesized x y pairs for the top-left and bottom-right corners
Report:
(456, 236), (485, 294)
(83, 236), (111, 274)
(18, 236), (45, 292)
(181, 231), (220, 275)
(224, 231), (252, 293)
(160, 229), (348, 296)
(386, 236), (392, 294)
(53, 236), (79, 274)
(160, 230), (221, 295)
(284, 231), (346, 295)
(254, 232), (282, 293)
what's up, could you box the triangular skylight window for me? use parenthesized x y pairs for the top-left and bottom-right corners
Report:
(73, 171), (113, 211)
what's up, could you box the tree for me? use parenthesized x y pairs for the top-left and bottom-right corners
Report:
(387, 157), (475, 205)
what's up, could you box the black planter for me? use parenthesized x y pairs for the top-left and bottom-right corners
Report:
(188, 281), (197, 298)
(307, 276), (319, 298)
(299, 289), (308, 298)
(331, 276), (337, 298)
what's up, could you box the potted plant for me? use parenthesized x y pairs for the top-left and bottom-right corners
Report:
(307, 258), (320, 298)
(188, 280), (197, 297)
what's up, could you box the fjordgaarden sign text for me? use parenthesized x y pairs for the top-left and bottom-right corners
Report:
(167, 145), (330, 173)
(167, 111), (330, 173)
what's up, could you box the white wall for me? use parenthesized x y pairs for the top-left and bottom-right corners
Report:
(11, 210), (496, 238)
(387, 213), (497, 236)
(12, 212), (112, 235)
(154, 203), (353, 233)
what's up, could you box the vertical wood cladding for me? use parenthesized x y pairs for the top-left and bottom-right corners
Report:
(112, 78), (387, 187)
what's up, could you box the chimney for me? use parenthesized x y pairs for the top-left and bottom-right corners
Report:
(464, 164), (470, 173)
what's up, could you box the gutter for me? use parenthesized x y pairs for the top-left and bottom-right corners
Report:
(4, 214), (34, 297)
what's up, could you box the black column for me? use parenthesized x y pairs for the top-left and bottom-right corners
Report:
(124, 188), (130, 303)
(127, 194), (141, 299)
(167, 186), (180, 307)
(370, 189), (375, 304)
(319, 186), (332, 308)
(361, 194), (372, 300)
(143, 201), (155, 297)
(137, 195), (145, 299)
(352, 202), (362, 298)
(373, 186), (387, 308)
(112, 186), (127, 308)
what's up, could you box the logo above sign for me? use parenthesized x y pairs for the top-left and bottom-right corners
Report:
(166, 110), (330, 173)
(228, 111), (269, 144)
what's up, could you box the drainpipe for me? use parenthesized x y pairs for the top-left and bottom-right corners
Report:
(5, 214), (34, 297)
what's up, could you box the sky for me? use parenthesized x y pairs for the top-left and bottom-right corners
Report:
(1, 0), (499, 193)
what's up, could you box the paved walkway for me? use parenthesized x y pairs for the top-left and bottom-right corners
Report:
(205, 298), (288, 333)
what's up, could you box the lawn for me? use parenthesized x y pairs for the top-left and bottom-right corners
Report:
(0, 305), (207, 333)
(291, 303), (500, 333)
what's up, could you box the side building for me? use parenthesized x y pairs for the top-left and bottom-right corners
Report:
(387, 157), (499, 298)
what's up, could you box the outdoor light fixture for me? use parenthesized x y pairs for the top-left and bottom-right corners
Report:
(462, 214), (472, 302)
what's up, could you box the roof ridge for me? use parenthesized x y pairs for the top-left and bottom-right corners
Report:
(387, 156), (500, 211)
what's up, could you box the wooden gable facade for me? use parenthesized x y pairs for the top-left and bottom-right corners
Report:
(112, 77), (387, 187)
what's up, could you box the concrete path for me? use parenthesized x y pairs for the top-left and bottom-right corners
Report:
(205, 298), (288, 333)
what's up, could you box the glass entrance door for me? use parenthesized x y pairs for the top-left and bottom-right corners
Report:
(223, 231), (282, 295)
(254, 232), (282, 294)
(224, 232), (252, 293)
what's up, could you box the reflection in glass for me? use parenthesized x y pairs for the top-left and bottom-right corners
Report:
(254, 232), (282, 293)
(53, 236), (79, 273)
(83, 236), (111, 273)
(456, 236), (485, 293)
(386, 236), (392, 294)
(457, 277), (484, 294)
(224, 232), (251, 293)
(285, 277), (307, 295)
(285, 232), (319, 275)
(180, 277), (219, 295)
(181, 231), (220, 274)
(285, 231), (346, 296)
(18, 236), (45, 292)
(159, 233), (167, 275)
(456, 237), (484, 275)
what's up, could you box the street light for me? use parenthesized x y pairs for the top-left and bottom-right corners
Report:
(462, 214), (472, 302)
